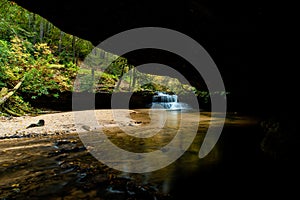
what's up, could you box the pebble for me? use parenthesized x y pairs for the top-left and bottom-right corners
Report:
(1, 110), (140, 138)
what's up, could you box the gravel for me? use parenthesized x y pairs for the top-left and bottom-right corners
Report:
(0, 109), (138, 139)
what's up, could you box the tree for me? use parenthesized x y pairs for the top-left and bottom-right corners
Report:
(72, 35), (76, 63)
(39, 18), (44, 42)
(58, 30), (63, 53)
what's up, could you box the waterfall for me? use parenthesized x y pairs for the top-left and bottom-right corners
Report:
(150, 92), (192, 110)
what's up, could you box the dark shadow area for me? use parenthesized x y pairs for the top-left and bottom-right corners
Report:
(24, 91), (210, 112)
(170, 123), (299, 199)
(4, 0), (298, 199)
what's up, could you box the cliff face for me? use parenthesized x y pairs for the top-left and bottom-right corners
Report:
(10, 0), (289, 114)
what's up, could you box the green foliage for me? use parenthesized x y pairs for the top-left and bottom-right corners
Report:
(99, 72), (118, 85)
(75, 68), (118, 93)
(0, 36), (79, 116)
(195, 90), (229, 103)
(0, 0), (91, 116)
(106, 57), (129, 77)
(6, 36), (77, 93)
(0, 0), (224, 117)
(140, 83), (170, 93)
(124, 71), (196, 95)
(0, 1), (35, 40)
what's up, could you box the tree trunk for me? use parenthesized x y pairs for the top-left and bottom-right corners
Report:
(0, 77), (24, 106)
(28, 13), (32, 31)
(72, 35), (76, 63)
(131, 67), (137, 91)
(90, 68), (94, 91)
(44, 21), (51, 38)
(58, 31), (63, 53)
(32, 13), (36, 44)
(39, 18), (44, 42)
(128, 66), (132, 91)
(115, 64), (126, 91)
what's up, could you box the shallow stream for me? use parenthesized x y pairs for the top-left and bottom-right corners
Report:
(0, 109), (269, 199)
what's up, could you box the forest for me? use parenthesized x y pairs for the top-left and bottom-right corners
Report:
(0, 0), (199, 117)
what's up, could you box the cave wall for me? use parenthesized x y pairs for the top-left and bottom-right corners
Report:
(10, 0), (291, 114)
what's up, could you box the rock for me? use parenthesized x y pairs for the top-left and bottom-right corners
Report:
(26, 119), (45, 129)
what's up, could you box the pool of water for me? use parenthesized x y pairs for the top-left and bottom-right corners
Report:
(0, 109), (296, 199)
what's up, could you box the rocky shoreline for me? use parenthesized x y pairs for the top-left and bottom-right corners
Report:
(0, 109), (141, 139)
(1, 112), (76, 139)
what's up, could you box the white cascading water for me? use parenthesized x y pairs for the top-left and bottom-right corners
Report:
(151, 92), (192, 110)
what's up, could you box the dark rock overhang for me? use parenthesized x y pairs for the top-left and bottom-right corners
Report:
(10, 0), (284, 113)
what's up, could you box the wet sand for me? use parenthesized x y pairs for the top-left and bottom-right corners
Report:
(1, 109), (296, 199)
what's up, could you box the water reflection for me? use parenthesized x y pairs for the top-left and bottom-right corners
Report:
(91, 109), (201, 173)
(101, 109), (220, 195)
(0, 109), (258, 199)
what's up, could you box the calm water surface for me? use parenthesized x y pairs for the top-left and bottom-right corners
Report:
(1, 109), (284, 199)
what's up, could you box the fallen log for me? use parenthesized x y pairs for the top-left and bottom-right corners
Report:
(0, 77), (25, 106)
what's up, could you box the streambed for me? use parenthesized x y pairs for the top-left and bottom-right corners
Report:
(0, 109), (261, 199)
